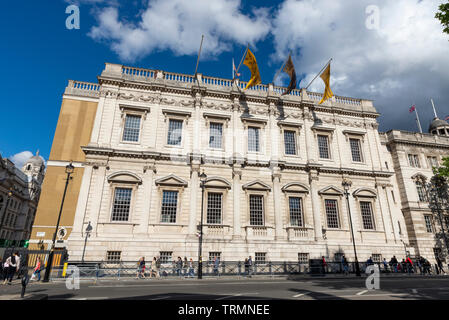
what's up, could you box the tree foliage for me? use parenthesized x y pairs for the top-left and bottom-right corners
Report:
(434, 156), (449, 178)
(436, 2), (449, 35)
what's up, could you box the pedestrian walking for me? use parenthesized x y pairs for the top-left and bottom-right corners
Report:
(183, 257), (188, 276)
(248, 256), (253, 277)
(389, 256), (398, 273)
(213, 256), (220, 276)
(416, 256), (423, 274)
(406, 256), (414, 274)
(156, 257), (162, 277)
(0, 258), (3, 281)
(436, 256), (446, 274)
(382, 258), (389, 273)
(3, 252), (19, 285)
(30, 257), (42, 281)
(341, 255), (349, 275)
(150, 257), (159, 278)
(188, 258), (195, 278)
(136, 257), (146, 279)
(176, 257), (182, 277)
(244, 258), (249, 277)
(321, 256), (327, 275)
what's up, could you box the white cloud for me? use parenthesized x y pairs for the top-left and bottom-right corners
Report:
(271, 0), (449, 131)
(9, 151), (46, 169)
(88, 0), (271, 61)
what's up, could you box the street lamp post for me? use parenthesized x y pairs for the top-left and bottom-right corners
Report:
(43, 161), (74, 282)
(81, 221), (92, 263)
(0, 188), (13, 242)
(342, 179), (361, 277)
(197, 172), (207, 279)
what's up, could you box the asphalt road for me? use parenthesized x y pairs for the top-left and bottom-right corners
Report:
(2, 275), (449, 300)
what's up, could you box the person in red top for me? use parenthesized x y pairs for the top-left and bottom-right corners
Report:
(406, 256), (414, 273)
(31, 257), (42, 281)
(321, 256), (327, 274)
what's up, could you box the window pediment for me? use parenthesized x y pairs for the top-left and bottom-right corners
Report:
(242, 180), (271, 191)
(318, 186), (344, 196)
(204, 177), (232, 189)
(155, 174), (188, 187)
(281, 182), (309, 194)
(411, 173), (427, 182)
(107, 171), (142, 184)
(352, 188), (377, 198)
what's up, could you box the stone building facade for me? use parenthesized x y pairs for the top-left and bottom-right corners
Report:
(0, 152), (44, 243)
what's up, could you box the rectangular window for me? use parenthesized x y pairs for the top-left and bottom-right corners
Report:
(106, 251), (121, 263)
(206, 193), (222, 224)
(161, 190), (178, 223)
(416, 182), (428, 202)
(159, 251), (173, 264)
(349, 138), (362, 162)
(325, 199), (339, 229)
(289, 197), (303, 227)
(424, 215), (433, 233)
(334, 253), (343, 262)
(167, 119), (183, 146)
(284, 130), (296, 155)
(248, 127), (260, 152)
(208, 252), (221, 264)
(427, 156), (438, 168)
(408, 154), (420, 168)
(111, 188), (132, 221)
(372, 254), (382, 262)
(249, 194), (264, 226)
(209, 122), (223, 149)
(298, 253), (309, 263)
(360, 201), (375, 230)
(255, 252), (266, 264)
(122, 115), (141, 142)
(318, 135), (330, 159)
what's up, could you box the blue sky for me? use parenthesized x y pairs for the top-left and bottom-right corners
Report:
(1, 0), (448, 167)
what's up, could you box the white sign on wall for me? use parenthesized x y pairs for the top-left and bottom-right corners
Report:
(36, 232), (45, 237)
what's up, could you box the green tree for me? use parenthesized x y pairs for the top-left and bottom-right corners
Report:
(434, 156), (449, 178)
(436, 2), (449, 35)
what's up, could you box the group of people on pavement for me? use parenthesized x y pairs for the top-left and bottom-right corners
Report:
(1, 252), (21, 284)
(135, 256), (198, 279)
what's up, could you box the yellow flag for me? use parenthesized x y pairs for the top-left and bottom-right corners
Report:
(318, 63), (333, 104)
(243, 48), (261, 90)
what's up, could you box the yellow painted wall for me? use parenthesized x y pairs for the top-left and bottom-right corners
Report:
(30, 98), (98, 244)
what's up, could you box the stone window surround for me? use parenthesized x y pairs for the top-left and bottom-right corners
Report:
(281, 182), (310, 228)
(318, 187), (344, 231)
(278, 122), (302, 158)
(312, 127), (335, 161)
(203, 114), (230, 151)
(242, 117), (267, 156)
(118, 104), (150, 145)
(203, 188), (229, 226)
(156, 186), (184, 225)
(107, 183), (138, 224)
(352, 188), (378, 231)
(343, 130), (367, 164)
(162, 109), (192, 149)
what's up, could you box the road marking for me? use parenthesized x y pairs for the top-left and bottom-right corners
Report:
(293, 293), (307, 298)
(89, 281), (295, 288)
(216, 293), (242, 300)
(356, 290), (368, 296)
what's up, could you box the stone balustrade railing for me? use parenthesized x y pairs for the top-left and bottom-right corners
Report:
(64, 80), (100, 98)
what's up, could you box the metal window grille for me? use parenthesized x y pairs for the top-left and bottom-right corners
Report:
(209, 123), (223, 148)
(416, 182), (428, 202)
(349, 138), (362, 162)
(372, 254), (382, 262)
(284, 130), (296, 155)
(161, 191), (178, 223)
(325, 199), (339, 228)
(167, 119), (183, 146)
(106, 251), (121, 262)
(111, 188), (132, 221)
(360, 201), (375, 230)
(409, 154), (420, 167)
(248, 127), (260, 152)
(206, 193), (222, 224)
(289, 197), (303, 226)
(298, 253), (309, 263)
(255, 252), (266, 264)
(318, 135), (330, 159)
(208, 252), (221, 263)
(249, 194), (264, 226)
(122, 115), (141, 142)
(414, 155), (420, 167)
(424, 215), (433, 233)
(159, 251), (172, 264)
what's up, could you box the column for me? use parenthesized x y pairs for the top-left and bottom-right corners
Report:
(232, 165), (242, 238)
(138, 163), (155, 234)
(88, 165), (107, 237)
(309, 171), (323, 240)
(188, 165), (200, 235)
(70, 165), (93, 238)
(272, 169), (283, 239)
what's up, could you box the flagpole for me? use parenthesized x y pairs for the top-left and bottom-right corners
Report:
(232, 58), (234, 79)
(305, 58), (332, 90)
(234, 44), (249, 80)
(431, 98), (438, 118)
(272, 51), (292, 84)
(415, 107), (423, 134)
(194, 35), (205, 78)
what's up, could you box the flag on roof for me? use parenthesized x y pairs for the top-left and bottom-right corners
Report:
(281, 55), (297, 96)
(243, 48), (261, 90)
